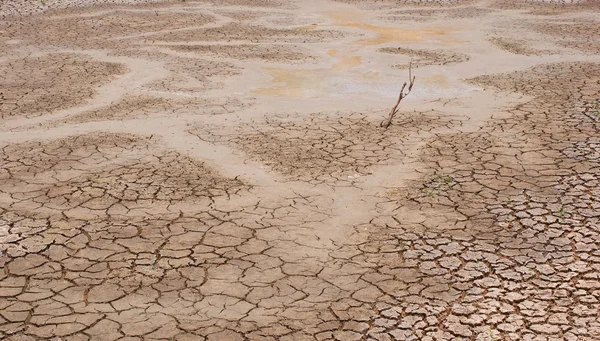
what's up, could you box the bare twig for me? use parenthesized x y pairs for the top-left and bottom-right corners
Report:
(380, 63), (416, 129)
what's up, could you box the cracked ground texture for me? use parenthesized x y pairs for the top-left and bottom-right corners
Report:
(1, 0), (600, 340)
(0, 54), (127, 119)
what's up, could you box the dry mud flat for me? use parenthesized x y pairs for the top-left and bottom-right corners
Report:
(1, 0), (600, 340)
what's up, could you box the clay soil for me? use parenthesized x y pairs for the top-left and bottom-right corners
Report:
(1, 0), (600, 340)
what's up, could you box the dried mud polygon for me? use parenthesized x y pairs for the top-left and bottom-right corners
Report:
(0, 54), (126, 119)
(1, 0), (600, 340)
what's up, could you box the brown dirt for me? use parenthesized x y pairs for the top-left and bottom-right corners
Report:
(0, 53), (127, 119)
(378, 46), (470, 68)
(1, 0), (599, 340)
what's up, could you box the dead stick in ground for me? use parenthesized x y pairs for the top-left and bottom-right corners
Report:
(380, 63), (416, 129)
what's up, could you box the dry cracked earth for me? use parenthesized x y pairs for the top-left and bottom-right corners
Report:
(1, 0), (600, 340)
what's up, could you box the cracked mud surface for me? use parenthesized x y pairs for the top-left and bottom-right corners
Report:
(531, 22), (600, 55)
(378, 47), (470, 69)
(1, 0), (600, 340)
(191, 111), (456, 185)
(487, 37), (551, 56)
(0, 54), (127, 119)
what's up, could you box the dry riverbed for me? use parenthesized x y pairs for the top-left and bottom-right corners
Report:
(1, 0), (600, 340)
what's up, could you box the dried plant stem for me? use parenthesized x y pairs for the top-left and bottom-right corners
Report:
(381, 63), (416, 129)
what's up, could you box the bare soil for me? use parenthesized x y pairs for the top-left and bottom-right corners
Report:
(1, 0), (599, 340)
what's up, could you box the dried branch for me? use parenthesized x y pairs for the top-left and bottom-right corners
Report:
(380, 63), (416, 129)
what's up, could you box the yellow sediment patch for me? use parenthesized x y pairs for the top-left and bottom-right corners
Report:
(349, 23), (448, 45)
(328, 50), (362, 70)
(252, 49), (367, 98)
(423, 74), (450, 88)
(252, 68), (326, 97)
(260, 8), (452, 98)
(297, 9), (450, 45)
